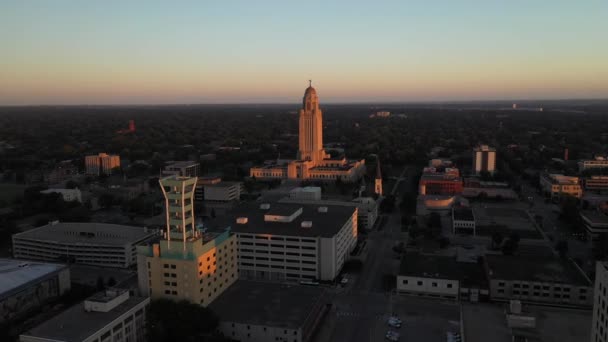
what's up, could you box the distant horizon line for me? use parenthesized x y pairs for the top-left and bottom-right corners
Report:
(1, 97), (608, 108)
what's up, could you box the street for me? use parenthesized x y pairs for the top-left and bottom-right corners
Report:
(313, 166), (461, 342)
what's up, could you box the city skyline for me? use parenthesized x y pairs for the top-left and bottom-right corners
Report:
(2, 1), (608, 105)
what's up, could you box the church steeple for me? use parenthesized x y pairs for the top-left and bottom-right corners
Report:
(374, 159), (383, 196)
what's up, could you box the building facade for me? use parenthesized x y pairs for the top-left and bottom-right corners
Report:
(222, 202), (357, 282)
(396, 254), (487, 302)
(20, 289), (149, 342)
(591, 261), (608, 342)
(473, 145), (496, 175)
(85, 153), (120, 176)
(586, 176), (608, 192)
(250, 83), (365, 182)
(579, 157), (608, 172)
(204, 182), (242, 202)
(485, 255), (592, 307)
(540, 173), (583, 199)
(452, 207), (476, 235)
(137, 175), (238, 306)
(12, 222), (156, 268)
(1, 259), (71, 323)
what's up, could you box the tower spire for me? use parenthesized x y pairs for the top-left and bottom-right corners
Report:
(309, 79), (312, 87)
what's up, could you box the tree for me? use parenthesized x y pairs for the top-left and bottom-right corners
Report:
(491, 231), (504, 250)
(96, 276), (105, 291)
(98, 193), (115, 209)
(501, 238), (516, 255)
(147, 299), (227, 342)
(65, 180), (79, 189)
(428, 212), (441, 229)
(555, 240), (569, 258)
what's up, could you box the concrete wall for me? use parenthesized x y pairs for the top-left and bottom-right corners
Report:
(396, 275), (459, 300)
(489, 278), (592, 307)
(219, 322), (302, 342)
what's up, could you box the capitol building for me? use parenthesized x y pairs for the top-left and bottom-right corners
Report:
(250, 83), (365, 182)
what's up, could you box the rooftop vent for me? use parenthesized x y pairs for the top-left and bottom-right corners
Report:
(260, 203), (270, 210)
(318, 206), (328, 213)
(301, 221), (313, 228)
(236, 217), (248, 224)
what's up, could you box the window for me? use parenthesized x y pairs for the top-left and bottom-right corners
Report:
(447, 284), (453, 288)
(498, 282), (505, 287)
(417, 281), (423, 286)
(432, 282), (438, 287)
(402, 279), (408, 285)
(514, 284), (520, 288)
(171, 264), (176, 269)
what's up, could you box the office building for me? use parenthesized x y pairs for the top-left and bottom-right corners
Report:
(204, 181), (242, 202)
(40, 188), (82, 203)
(591, 262), (608, 342)
(579, 156), (608, 172)
(1, 259), (70, 323)
(85, 153), (121, 176)
(418, 172), (463, 196)
(12, 221), (156, 268)
(462, 178), (518, 199)
(580, 210), (608, 241)
(250, 82), (365, 182)
(586, 176), (608, 192)
(20, 288), (149, 342)
(472, 145), (496, 175)
(396, 253), (487, 302)
(216, 202), (357, 282)
(289, 186), (322, 201)
(452, 207), (476, 235)
(540, 173), (583, 199)
(485, 255), (592, 307)
(211, 280), (328, 342)
(137, 175), (238, 306)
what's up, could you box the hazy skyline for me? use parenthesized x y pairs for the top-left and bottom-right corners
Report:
(1, 1), (607, 105)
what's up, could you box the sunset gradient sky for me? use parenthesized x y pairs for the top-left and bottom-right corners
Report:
(1, 1), (607, 105)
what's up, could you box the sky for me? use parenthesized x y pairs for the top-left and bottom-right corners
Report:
(1, 1), (607, 105)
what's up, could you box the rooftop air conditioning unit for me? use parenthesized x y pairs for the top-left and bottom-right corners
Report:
(301, 221), (313, 228)
(236, 217), (248, 224)
(260, 203), (270, 210)
(318, 206), (328, 213)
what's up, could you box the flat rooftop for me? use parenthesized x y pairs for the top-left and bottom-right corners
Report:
(13, 222), (155, 246)
(399, 253), (487, 288)
(485, 255), (591, 286)
(462, 303), (591, 342)
(210, 280), (327, 329)
(213, 202), (355, 238)
(165, 160), (199, 168)
(0, 259), (68, 300)
(21, 294), (148, 342)
(580, 210), (608, 224)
